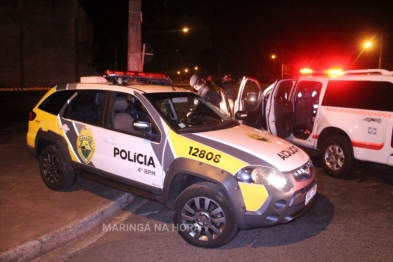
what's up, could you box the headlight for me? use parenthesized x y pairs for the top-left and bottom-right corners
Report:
(292, 159), (314, 182)
(236, 166), (290, 191)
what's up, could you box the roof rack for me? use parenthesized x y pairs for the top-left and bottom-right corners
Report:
(103, 70), (172, 86)
(343, 69), (393, 76)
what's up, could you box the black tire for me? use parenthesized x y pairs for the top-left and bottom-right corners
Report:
(173, 183), (238, 248)
(319, 135), (353, 179)
(39, 145), (75, 190)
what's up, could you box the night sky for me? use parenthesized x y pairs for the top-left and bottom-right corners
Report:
(78, 0), (393, 80)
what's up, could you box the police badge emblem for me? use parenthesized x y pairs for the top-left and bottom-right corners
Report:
(245, 133), (271, 143)
(77, 127), (96, 164)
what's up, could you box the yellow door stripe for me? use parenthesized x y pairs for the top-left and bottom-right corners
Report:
(167, 129), (247, 174)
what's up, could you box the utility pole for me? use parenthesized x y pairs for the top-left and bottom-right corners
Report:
(128, 0), (142, 71)
(378, 33), (383, 69)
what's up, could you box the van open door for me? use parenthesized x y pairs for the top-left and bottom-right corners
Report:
(234, 76), (265, 129)
(265, 79), (297, 138)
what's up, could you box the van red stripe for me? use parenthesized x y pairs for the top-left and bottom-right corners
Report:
(351, 140), (384, 150)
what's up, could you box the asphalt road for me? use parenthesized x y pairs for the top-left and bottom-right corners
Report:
(35, 163), (393, 262)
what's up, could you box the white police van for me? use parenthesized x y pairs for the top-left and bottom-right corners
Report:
(27, 70), (316, 248)
(234, 69), (393, 179)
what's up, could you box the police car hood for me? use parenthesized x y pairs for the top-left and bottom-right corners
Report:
(188, 124), (309, 171)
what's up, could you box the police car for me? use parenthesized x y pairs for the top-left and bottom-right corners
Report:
(235, 68), (393, 179)
(27, 70), (317, 248)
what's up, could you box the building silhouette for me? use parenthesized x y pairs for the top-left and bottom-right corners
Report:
(0, 0), (97, 88)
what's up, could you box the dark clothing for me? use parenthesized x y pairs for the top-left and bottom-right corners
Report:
(205, 80), (214, 88)
(221, 81), (235, 100)
(196, 84), (221, 107)
(215, 79), (235, 100)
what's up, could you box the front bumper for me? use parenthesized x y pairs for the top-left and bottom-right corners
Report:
(242, 178), (317, 228)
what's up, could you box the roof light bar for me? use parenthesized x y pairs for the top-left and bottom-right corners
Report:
(299, 68), (393, 77)
(104, 70), (169, 79)
(325, 69), (344, 76)
(103, 70), (172, 86)
(299, 68), (343, 77)
(300, 68), (313, 75)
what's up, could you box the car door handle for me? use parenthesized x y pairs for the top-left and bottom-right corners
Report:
(103, 137), (116, 145)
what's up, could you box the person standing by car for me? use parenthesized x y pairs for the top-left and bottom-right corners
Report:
(205, 74), (214, 88)
(216, 74), (235, 113)
(190, 74), (221, 107)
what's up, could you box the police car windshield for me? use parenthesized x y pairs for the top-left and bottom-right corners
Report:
(145, 92), (236, 133)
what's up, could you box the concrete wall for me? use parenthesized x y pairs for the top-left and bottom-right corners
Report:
(0, 0), (97, 87)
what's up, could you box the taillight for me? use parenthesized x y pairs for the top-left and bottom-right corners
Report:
(28, 111), (36, 121)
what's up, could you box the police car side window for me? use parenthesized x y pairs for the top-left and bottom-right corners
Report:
(110, 92), (160, 139)
(295, 81), (322, 101)
(323, 80), (393, 111)
(64, 90), (104, 126)
(39, 90), (76, 115)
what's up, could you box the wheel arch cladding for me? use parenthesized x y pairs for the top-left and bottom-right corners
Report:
(36, 129), (74, 168)
(163, 157), (248, 229)
(317, 127), (350, 149)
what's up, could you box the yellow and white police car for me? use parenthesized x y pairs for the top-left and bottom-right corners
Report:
(27, 70), (317, 248)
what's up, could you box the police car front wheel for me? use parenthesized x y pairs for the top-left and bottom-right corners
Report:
(39, 145), (76, 190)
(173, 182), (238, 248)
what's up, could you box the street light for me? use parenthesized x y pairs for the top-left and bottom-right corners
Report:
(144, 27), (190, 34)
(271, 53), (285, 77)
(357, 36), (383, 69)
(365, 38), (383, 69)
(364, 41), (372, 48)
(352, 40), (373, 67)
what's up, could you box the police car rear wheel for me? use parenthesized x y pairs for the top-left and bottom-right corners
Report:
(39, 145), (75, 190)
(173, 183), (238, 248)
(319, 135), (353, 179)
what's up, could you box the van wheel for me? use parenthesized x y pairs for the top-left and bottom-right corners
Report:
(319, 135), (353, 179)
(173, 183), (238, 248)
(39, 145), (75, 190)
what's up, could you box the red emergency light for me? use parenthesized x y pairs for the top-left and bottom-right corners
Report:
(300, 68), (343, 77)
(104, 70), (168, 79)
(300, 68), (313, 75)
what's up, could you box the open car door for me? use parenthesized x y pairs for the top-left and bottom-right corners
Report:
(218, 87), (233, 118)
(265, 79), (297, 138)
(234, 76), (265, 129)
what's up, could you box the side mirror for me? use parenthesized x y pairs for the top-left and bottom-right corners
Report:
(133, 119), (151, 132)
(235, 111), (248, 120)
(133, 119), (160, 141)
